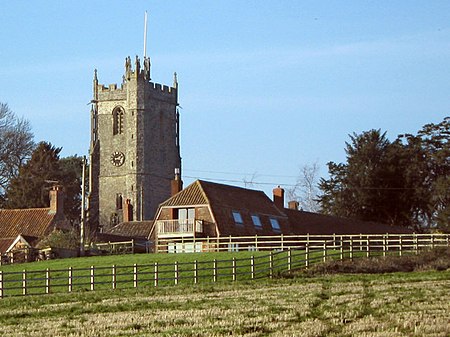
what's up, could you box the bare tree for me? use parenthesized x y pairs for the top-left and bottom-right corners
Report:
(0, 103), (34, 203)
(287, 162), (321, 212)
(243, 172), (259, 188)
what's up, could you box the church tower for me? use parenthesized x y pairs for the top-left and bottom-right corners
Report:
(89, 55), (181, 231)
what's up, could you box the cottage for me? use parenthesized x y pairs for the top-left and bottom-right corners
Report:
(149, 179), (410, 252)
(0, 186), (70, 263)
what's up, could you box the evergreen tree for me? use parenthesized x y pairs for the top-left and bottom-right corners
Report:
(6, 142), (62, 209)
(5, 142), (82, 223)
(319, 117), (449, 231)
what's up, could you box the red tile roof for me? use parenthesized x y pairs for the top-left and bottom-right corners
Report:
(0, 208), (57, 239)
(157, 180), (290, 236)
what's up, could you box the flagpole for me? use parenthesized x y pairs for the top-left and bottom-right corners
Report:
(143, 11), (148, 59)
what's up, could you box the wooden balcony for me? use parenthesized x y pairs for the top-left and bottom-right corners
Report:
(156, 219), (204, 238)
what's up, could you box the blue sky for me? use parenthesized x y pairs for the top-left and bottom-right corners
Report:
(1, 1), (450, 197)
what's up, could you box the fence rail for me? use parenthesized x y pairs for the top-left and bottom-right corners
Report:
(0, 233), (448, 298)
(155, 233), (450, 253)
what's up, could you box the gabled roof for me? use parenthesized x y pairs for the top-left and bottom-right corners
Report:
(160, 181), (208, 207)
(0, 208), (57, 239)
(0, 235), (37, 254)
(105, 221), (153, 239)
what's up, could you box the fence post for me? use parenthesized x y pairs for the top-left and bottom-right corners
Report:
(333, 233), (336, 249)
(194, 260), (198, 284)
(22, 270), (27, 296)
(251, 256), (255, 279)
(349, 237), (353, 260)
(46, 268), (50, 294)
(431, 235), (435, 249)
(399, 236), (403, 257)
(340, 239), (344, 260)
(255, 234), (258, 251)
(133, 264), (138, 288)
(154, 262), (158, 287)
(213, 259), (217, 282)
(174, 261), (179, 285)
(269, 252), (273, 278)
(90, 266), (95, 291)
(0, 271), (3, 298)
(68, 267), (73, 292)
(323, 242), (327, 262)
(287, 248), (292, 271)
(281, 234), (284, 251)
(217, 235), (220, 252)
(383, 234), (387, 257)
(112, 265), (117, 290)
(232, 258), (237, 281)
(414, 233), (418, 254)
(366, 238), (370, 258)
(305, 244), (309, 269)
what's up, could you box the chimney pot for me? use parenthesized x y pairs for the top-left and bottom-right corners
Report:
(171, 168), (183, 196)
(273, 186), (285, 209)
(288, 200), (299, 210)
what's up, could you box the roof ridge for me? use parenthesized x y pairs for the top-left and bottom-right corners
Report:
(0, 207), (50, 212)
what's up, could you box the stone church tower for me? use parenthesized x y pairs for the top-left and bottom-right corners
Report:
(89, 55), (181, 231)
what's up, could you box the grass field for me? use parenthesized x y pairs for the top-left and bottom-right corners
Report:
(1, 249), (449, 336)
(0, 270), (448, 336)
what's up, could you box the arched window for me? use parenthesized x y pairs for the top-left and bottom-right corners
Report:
(112, 106), (124, 135)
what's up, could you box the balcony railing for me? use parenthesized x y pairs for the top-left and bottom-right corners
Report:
(157, 219), (203, 237)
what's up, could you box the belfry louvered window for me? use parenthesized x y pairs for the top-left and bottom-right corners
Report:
(112, 106), (124, 135)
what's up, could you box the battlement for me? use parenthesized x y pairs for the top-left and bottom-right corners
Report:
(98, 83), (125, 92)
(150, 82), (176, 94)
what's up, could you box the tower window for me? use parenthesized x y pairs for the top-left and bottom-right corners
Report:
(116, 194), (123, 210)
(112, 106), (124, 135)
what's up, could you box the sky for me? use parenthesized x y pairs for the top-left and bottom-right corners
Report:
(1, 1), (450, 198)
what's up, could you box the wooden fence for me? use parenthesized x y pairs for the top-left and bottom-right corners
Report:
(0, 233), (448, 298)
(155, 233), (450, 253)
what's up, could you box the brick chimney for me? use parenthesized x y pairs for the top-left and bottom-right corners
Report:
(288, 200), (299, 210)
(273, 186), (285, 209)
(123, 199), (133, 222)
(49, 185), (64, 215)
(171, 168), (183, 196)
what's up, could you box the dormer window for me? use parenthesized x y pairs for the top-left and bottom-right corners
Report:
(269, 217), (281, 232)
(232, 211), (243, 225)
(112, 106), (124, 135)
(251, 215), (262, 229)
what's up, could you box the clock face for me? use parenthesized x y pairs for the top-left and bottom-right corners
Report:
(110, 151), (125, 167)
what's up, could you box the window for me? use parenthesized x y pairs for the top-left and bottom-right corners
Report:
(270, 218), (281, 232)
(178, 208), (195, 222)
(251, 215), (262, 229)
(116, 194), (123, 210)
(232, 211), (243, 225)
(112, 107), (124, 135)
